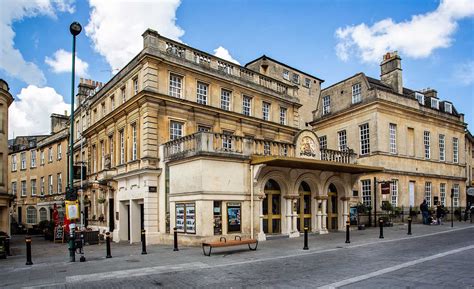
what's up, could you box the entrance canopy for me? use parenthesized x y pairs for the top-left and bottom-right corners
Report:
(251, 156), (383, 174)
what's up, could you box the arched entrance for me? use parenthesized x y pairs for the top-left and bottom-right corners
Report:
(296, 182), (311, 231)
(328, 184), (338, 231)
(263, 179), (281, 234)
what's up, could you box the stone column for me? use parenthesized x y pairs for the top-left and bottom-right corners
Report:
(320, 196), (328, 234)
(292, 198), (298, 233)
(341, 197), (350, 229)
(286, 195), (299, 238)
(257, 196), (266, 241)
(285, 197), (292, 236)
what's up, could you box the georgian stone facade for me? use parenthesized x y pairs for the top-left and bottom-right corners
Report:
(311, 52), (467, 216)
(0, 80), (13, 234)
(75, 29), (380, 245)
(8, 115), (68, 229)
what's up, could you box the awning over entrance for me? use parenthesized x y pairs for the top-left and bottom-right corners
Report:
(251, 156), (384, 174)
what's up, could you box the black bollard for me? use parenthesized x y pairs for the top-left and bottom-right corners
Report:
(407, 217), (412, 235)
(173, 227), (179, 251)
(6, 236), (11, 256)
(303, 227), (309, 250)
(25, 236), (33, 265)
(79, 233), (86, 262)
(379, 218), (384, 239)
(141, 229), (147, 255)
(106, 232), (112, 258)
(345, 219), (350, 243)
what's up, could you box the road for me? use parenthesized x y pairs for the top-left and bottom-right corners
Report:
(1, 225), (473, 288)
(66, 228), (474, 289)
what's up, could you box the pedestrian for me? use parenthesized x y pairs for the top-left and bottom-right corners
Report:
(436, 202), (444, 225)
(464, 207), (469, 222)
(420, 200), (429, 225)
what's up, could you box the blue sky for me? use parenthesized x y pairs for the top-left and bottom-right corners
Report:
(1, 0), (473, 137)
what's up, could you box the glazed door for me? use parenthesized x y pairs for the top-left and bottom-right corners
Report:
(262, 190), (281, 234)
(296, 191), (311, 231)
(328, 191), (338, 230)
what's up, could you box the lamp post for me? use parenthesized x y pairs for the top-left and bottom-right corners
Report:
(451, 188), (454, 228)
(67, 21), (82, 262)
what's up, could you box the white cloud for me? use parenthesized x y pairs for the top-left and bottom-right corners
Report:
(335, 0), (474, 62)
(0, 0), (74, 85)
(8, 85), (70, 138)
(213, 46), (240, 65)
(85, 0), (184, 72)
(45, 49), (89, 77)
(453, 61), (474, 85)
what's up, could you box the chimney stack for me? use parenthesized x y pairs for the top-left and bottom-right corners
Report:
(380, 51), (403, 94)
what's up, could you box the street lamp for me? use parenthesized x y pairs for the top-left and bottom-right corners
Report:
(68, 21), (82, 263)
(451, 188), (454, 228)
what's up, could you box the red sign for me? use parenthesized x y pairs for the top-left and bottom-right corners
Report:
(381, 183), (390, 194)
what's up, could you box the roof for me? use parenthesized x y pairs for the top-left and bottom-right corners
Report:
(251, 156), (383, 174)
(245, 55), (325, 83)
(323, 73), (461, 117)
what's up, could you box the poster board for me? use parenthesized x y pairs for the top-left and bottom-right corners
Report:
(185, 203), (196, 234)
(175, 204), (185, 232)
(54, 226), (64, 243)
(227, 202), (241, 233)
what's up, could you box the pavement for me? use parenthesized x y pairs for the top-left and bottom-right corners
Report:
(0, 221), (473, 288)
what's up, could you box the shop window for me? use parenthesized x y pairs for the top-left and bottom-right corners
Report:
(227, 202), (241, 233)
(175, 203), (195, 234)
(213, 201), (222, 235)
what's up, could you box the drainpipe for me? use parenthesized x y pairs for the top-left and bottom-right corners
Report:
(250, 164), (254, 239)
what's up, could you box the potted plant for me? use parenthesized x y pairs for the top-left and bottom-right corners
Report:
(356, 202), (368, 230)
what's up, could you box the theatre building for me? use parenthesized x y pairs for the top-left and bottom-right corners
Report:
(81, 29), (381, 244)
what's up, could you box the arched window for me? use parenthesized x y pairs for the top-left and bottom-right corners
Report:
(26, 206), (37, 224)
(39, 207), (47, 222)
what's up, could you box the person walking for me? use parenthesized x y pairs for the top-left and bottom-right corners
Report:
(436, 202), (444, 225)
(420, 200), (429, 225)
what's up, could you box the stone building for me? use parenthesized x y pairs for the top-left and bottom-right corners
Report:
(311, 52), (467, 217)
(79, 29), (381, 245)
(0, 80), (14, 234)
(466, 130), (474, 206)
(8, 114), (68, 229)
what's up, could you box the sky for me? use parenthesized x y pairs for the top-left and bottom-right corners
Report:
(1, 0), (473, 138)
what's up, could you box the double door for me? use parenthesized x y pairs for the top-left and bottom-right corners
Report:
(262, 190), (281, 234)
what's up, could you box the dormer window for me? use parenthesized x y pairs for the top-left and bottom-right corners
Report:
(444, 102), (452, 114)
(431, 98), (439, 110)
(415, 92), (425, 105)
(304, 78), (311, 88)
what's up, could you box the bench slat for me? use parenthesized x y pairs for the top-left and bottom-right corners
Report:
(203, 239), (257, 248)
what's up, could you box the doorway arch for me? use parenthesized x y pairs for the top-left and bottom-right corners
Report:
(263, 179), (282, 234)
(328, 183), (338, 231)
(296, 181), (312, 231)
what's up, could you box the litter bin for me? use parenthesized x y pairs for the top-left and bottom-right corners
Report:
(0, 236), (6, 259)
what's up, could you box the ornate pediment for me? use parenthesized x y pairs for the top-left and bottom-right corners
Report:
(294, 130), (320, 159)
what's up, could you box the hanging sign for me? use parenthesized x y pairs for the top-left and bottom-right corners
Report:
(381, 183), (390, 194)
(65, 200), (80, 220)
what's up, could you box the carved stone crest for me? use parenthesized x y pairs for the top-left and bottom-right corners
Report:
(300, 136), (316, 157)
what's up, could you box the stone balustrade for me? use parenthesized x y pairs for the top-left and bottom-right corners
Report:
(164, 132), (357, 164)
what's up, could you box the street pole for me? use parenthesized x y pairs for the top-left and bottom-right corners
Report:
(451, 188), (454, 228)
(68, 21), (82, 262)
(374, 177), (377, 227)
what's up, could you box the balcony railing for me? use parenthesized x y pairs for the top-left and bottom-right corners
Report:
(321, 148), (356, 164)
(158, 38), (296, 98)
(164, 132), (356, 164)
(163, 132), (296, 161)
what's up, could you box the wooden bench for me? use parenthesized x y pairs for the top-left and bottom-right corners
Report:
(202, 236), (258, 256)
